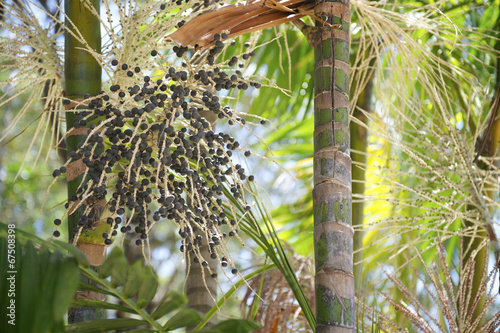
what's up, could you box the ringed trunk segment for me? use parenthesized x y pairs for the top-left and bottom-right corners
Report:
(64, 0), (105, 323)
(312, 0), (354, 331)
(64, 0), (105, 249)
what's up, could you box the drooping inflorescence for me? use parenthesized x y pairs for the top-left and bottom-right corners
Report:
(52, 31), (263, 276)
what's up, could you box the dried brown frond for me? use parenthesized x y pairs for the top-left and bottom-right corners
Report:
(241, 246), (314, 332)
(166, 0), (314, 49)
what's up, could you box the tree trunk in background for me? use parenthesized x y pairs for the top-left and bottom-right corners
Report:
(185, 241), (218, 330)
(186, 110), (217, 330)
(64, 0), (105, 323)
(312, 0), (354, 331)
(351, 74), (372, 291)
(463, 18), (500, 328)
(462, 220), (487, 328)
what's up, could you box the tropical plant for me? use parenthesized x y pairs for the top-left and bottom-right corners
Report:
(232, 0), (500, 331)
(2, 0), (500, 332)
(0, 0), (315, 330)
(360, 240), (500, 333)
(0, 225), (80, 333)
(0, 222), (260, 333)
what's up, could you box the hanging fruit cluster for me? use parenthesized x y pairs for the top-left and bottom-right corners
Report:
(52, 30), (262, 276)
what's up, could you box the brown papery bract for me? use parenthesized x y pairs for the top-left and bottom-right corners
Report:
(166, 0), (314, 49)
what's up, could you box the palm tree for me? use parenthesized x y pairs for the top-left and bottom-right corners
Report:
(63, 0), (107, 323)
(0, 0), (316, 329)
(2, 0), (500, 331)
(170, 2), (355, 329)
(219, 1), (500, 330)
(310, 2), (354, 330)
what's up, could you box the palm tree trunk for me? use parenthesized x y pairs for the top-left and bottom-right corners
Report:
(64, 0), (105, 323)
(462, 19), (500, 327)
(186, 241), (218, 330)
(312, 1), (354, 331)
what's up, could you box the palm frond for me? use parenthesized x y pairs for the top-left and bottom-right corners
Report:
(361, 239), (500, 333)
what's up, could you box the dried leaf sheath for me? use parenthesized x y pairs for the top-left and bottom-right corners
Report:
(166, 0), (314, 48)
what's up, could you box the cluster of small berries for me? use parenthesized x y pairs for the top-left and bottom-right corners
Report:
(52, 34), (261, 275)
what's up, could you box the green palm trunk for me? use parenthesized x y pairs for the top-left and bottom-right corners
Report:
(65, 0), (102, 243)
(64, 0), (104, 323)
(312, 1), (354, 331)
